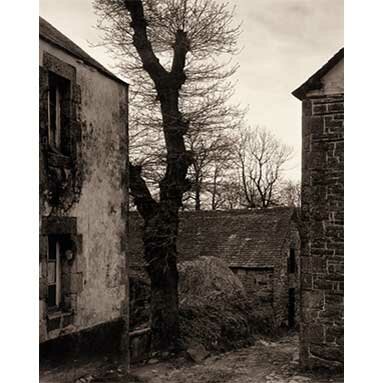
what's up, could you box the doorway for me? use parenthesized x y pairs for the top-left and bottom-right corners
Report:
(288, 288), (295, 328)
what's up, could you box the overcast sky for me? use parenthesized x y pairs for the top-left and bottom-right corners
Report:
(40, 0), (343, 181)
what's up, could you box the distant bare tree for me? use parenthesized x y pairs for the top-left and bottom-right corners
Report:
(235, 125), (294, 208)
(278, 180), (301, 207)
(208, 174), (242, 210)
(184, 131), (236, 210)
(94, 0), (241, 352)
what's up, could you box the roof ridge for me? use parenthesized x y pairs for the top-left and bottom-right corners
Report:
(129, 206), (296, 217)
(39, 16), (128, 86)
(292, 47), (344, 100)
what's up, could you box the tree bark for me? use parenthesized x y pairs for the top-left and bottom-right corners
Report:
(143, 208), (182, 352)
(129, 162), (185, 352)
(195, 172), (201, 210)
(211, 166), (218, 210)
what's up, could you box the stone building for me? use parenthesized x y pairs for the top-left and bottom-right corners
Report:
(292, 48), (344, 370)
(39, 17), (129, 349)
(129, 207), (300, 331)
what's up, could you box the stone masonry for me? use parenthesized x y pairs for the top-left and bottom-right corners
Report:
(293, 48), (344, 370)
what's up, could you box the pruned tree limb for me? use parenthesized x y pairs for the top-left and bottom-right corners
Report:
(124, 0), (168, 85)
(171, 29), (190, 89)
(129, 162), (158, 220)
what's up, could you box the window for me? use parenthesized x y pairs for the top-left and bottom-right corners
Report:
(46, 234), (75, 311)
(47, 235), (62, 309)
(46, 234), (74, 310)
(41, 216), (79, 333)
(47, 72), (70, 155)
(288, 248), (296, 274)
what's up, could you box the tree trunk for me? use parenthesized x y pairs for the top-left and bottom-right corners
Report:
(211, 168), (218, 210)
(143, 209), (182, 352)
(124, 0), (192, 353)
(134, 89), (190, 352)
(195, 177), (201, 210)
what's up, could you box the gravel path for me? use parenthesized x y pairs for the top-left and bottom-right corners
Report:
(40, 334), (343, 383)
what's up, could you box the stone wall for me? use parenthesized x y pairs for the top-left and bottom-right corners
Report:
(39, 39), (129, 343)
(300, 93), (344, 369)
(231, 267), (274, 329)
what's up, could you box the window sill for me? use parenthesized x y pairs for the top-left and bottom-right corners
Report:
(47, 150), (73, 168)
(46, 309), (73, 320)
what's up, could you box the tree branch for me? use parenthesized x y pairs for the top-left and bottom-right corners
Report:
(129, 162), (158, 220)
(123, 0), (168, 85)
(171, 29), (190, 89)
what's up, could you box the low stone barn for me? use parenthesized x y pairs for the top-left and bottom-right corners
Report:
(292, 48), (344, 370)
(129, 207), (300, 331)
(39, 17), (129, 350)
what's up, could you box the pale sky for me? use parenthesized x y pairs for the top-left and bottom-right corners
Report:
(40, 0), (343, 181)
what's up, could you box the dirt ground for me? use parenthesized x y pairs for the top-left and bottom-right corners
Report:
(40, 334), (343, 383)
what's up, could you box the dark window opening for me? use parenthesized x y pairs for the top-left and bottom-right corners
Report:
(47, 285), (57, 308)
(288, 248), (296, 274)
(48, 236), (57, 260)
(48, 72), (71, 156)
(46, 234), (73, 311)
(47, 235), (62, 310)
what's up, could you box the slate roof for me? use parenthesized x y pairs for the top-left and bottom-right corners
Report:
(129, 207), (298, 268)
(292, 48), (344, 100)
(39, 16), (128, 86)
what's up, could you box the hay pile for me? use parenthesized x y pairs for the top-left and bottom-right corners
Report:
(178, 256), (254, 351)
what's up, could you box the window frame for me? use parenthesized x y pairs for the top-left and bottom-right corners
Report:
(47, 235), (62, 310)
(41, 216), (79, 315)
(41, 52), (78, 166)
(47, 71), (71, 155)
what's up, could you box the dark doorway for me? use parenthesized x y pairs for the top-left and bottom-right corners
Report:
(288, 248), (296, 273)
(288, 288), (295, 328)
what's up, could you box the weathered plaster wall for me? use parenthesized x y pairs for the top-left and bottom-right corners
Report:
(300, 59), (344, 370)
(39, 40), (129, 342)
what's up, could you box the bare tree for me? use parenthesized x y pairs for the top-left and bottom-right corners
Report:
(126, 42), (243, 210)
(235, 125), (294, 208)
(94, 0), (240, 352)
(208, 173), (242, 210)
(184, 131), (236, 210)
(278, 180), (301, 207)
